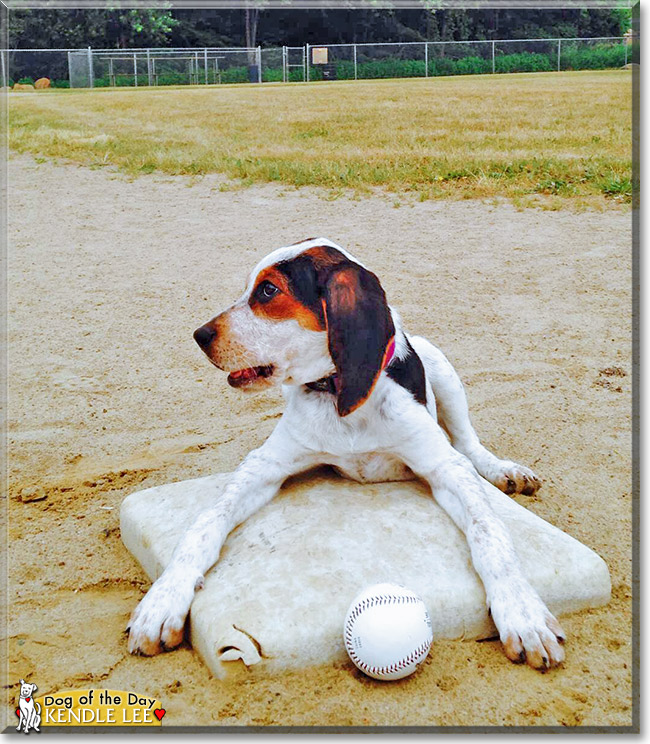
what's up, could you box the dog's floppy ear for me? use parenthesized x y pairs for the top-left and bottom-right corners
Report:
(31, 685), (37, 692)
(322, 263), (395, 416)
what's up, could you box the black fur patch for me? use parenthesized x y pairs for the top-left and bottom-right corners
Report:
(323, 264), (395, 416)
(386, 339), (427, 406)
(277, 246), (396, 416)
(276, 254), (324, 322)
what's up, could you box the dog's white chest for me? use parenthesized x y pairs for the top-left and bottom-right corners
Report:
(284, 386), (393, 457)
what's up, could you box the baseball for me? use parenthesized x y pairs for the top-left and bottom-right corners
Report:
(343, 583), (433, 681)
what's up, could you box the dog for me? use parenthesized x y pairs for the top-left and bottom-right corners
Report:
(127, 237), (565, 671)
(16, 680), (41, 733)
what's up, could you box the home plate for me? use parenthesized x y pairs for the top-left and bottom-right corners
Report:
(120, 470), (610, 678)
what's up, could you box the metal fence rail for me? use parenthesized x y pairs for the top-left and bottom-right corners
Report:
(1, 35), (631, 89)
(68, 46), (262, 88)
(299, 36), (628, 82)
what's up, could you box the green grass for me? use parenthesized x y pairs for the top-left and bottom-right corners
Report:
(9, 70), (632, 204)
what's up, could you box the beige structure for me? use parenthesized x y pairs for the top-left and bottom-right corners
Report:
(121, 470), (611, 679)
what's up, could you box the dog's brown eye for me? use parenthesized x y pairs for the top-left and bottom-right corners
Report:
(256, 281), (280, 302)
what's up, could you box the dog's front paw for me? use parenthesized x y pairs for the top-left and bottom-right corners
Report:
(126, 571), (201, 656)
(489, 579), (565, 671)
(491, 461), (540, 496)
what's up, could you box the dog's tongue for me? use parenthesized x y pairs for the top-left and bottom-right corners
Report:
(227, 367), (262, 387)
(230, 368), (258, 381)
(228, 365), (273, 387)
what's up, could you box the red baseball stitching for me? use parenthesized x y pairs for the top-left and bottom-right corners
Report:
(344, 593), (431, 677)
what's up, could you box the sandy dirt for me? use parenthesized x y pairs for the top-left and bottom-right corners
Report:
(6, 154), (633, 729)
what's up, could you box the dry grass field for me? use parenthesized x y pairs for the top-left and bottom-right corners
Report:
(9, 70), (631, 204)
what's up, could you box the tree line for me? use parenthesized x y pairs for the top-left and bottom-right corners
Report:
(9, 7), (630, 51)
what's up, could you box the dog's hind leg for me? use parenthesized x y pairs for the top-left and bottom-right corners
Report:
(409, 335), (540, 496)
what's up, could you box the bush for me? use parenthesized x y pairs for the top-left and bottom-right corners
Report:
(561, 42), (626, 70)
(220, 66), (249, 84)
(430, 55), (492, 76)
(495, 52), (553, 73)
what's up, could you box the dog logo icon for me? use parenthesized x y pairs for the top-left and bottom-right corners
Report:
(16, 679), (41, 733)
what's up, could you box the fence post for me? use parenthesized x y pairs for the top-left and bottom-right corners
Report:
(1, 50), (6, 89)
(204, 48), (208, 84)
(133, 52), (138, 86)
(625, 40), (628, 66)
(257, 46), (262, 83)
(354, 44), (358, 80)
(424, 42), (428, 77)
(557, 39), (561, 72)
(306, 44), (310, 82)
(491, 40), (495, 73)
(87, 46), (94, 88)
(147, 48), (152, 86)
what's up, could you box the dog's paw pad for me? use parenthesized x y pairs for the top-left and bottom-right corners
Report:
(502, 623), (565, 671)
(126, 575), (194, 656)
(491, 582), (566, 672)
(494, 463), (541, 496)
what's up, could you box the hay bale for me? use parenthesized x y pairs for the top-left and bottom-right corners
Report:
(12, 83), (35, 91)
(34, 77), (51, 89)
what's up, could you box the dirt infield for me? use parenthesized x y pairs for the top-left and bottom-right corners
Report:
(7, 154), (633, 728)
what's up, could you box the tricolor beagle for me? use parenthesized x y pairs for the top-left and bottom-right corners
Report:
(127, 238), (565, 671)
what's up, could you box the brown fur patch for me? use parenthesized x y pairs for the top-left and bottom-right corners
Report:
(325, 268), (358, 313)
(321, 261), (395, 416)
(250, 266), (324, 331)
(303, 245), (349, 270)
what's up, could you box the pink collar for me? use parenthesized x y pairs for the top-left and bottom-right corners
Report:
(382, 337), (396, 370)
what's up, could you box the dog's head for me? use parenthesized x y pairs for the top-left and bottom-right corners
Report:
(194, 239), (395, 416)
(19, 680), (36, 698)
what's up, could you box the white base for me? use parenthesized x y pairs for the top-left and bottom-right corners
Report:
(120, 470), (610, 678)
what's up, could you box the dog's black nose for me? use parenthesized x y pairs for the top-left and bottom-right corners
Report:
(193, 325), (217, 349)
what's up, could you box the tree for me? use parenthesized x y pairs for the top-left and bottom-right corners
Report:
(245, 3), (261, 48)
(8, 8), (177, 50)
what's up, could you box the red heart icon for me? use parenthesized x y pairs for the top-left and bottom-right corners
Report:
(15, 708), (20, 717)
(154, 708), (165, 721)
(25, 698), (30, 703)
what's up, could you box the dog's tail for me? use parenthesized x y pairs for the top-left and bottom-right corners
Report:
(35, 702), (41, 714)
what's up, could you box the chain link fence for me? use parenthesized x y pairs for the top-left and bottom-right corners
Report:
(2, 48), (73, 88)
(301, 37), (627, 82)
(260, 46), (285, 82)
(68, 47), (262, 88)
(1, 36), (630, 89)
